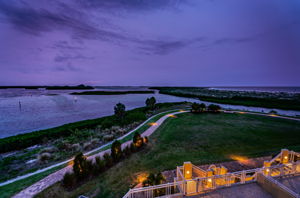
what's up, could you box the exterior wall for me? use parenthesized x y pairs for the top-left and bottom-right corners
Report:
(257, 173), (299, 198)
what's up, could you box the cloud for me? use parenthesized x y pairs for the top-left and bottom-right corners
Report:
(138, 38), (203, 55)
(53, 63), (81, 72)
(54, 54), (94, 62)
(0, 1), (128, 41)
(76, 0), (187, 12)
(52, 41), (84, 50)
(0, 1), (202, 55)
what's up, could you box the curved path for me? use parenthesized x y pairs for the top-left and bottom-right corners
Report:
(10, 110), (300, 198)
(12, 111), (187, 198)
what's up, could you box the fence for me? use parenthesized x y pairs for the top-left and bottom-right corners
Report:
(123, 150), (300, 198)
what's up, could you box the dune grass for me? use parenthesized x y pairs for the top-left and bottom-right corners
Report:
(35, 112), (300, 198)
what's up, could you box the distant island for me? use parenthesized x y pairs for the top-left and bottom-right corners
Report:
(71, 90), (155, 95)
(0, 84), (94, 90)
(45, 84), (94, 90)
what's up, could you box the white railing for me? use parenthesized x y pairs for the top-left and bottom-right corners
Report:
(123, 161), (300, 198)
(260, 174), (299, 198)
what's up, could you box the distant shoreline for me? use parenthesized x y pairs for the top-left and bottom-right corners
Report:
(70, 90), (155, 95)
(0, 84), (94, 90)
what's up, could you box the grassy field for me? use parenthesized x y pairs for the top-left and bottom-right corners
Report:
(36, 112), (300, 198)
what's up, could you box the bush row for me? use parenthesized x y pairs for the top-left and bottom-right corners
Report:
(62, 132), (148, 189)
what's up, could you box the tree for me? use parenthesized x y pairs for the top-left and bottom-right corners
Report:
(191, 102), (201, 113)
(111, 140), (122, 162)
(269, 110), (277, 114)
(199, 103), (206, 112)
(208, 104), (221, 112)
(114, 103), (126, 122)
(145, 97), (156, 110)
(73, 153), (89, 180)
(143, 172), (166, 196)
(133, 132), (143, 148)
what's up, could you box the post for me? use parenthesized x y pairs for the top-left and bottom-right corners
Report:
(183, 162), (192, 179)
(281, 149), (289, 164)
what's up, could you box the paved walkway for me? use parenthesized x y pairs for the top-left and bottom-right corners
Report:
(12, 111), (186, 198)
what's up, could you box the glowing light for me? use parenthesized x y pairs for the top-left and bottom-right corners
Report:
(135, 172), (149, 184)
(239, 112), (245, 114)
(167, 114), (177, 118)
(208, 178), (212, 182)
(284, 156), (288, 159)
(266, 169), (270, 172)
(68, 160), (74, 166)
(148, 122), (158, 126)
(230, 155), (254, 166)
(186, 171), (190, 174)
(269, 114), (278, 117)
(179, 110), (186, 112)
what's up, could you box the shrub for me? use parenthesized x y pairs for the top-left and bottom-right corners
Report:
(207, 104), (221, 112)
(73, 153), (89, 180)
(133, 132), (143, 148)
(62, 172), (77, 189)
(83, 142), (92, 150)
(71, 143), (81, 152)
(91, 138), (99, 145)
(191, 102), (201, 113)
(103, 152), (113, 168)
(40, 146), (57, 153)
(103, 134), (114, 142)
(38, 152), (52, 162)
(94, 156), (105, 173)
(143, 136), (149, 144)
(111, 140), (122, 162)
(123, 145), (131, 156)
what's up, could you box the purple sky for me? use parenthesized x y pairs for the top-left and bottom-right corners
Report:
(0, 0), (300, 86)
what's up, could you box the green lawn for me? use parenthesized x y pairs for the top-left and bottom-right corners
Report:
(36, 113), (300, 198)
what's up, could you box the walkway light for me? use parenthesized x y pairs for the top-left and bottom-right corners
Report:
(208, 178), (212, 182)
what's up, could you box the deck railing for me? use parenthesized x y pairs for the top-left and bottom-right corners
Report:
(122, 150), (300, 198)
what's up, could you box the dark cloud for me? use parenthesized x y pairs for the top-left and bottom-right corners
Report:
(213, 37), (255, 45)
(0, 1), (195, 55)
(76, 0), (186, 12)
(54, 54), (94, 62)
(0, 1), (128, 41)
(139, 38), (204, 55)
(53, 63), (81, 71)
(52, 41), (84, 50)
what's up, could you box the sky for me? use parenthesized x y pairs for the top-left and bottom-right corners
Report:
(0, 0), (300, 86)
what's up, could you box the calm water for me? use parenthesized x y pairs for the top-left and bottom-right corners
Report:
(0, 88), (299, 138)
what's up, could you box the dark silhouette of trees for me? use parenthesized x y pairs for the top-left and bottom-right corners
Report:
(208, 104), (221, 112)
(111, 140), (122, 162)
(191, 102), (201, 113)
(199, 103), (206, 112)
(114, 103), (126, 122)
(73, 153), (89, 180)
(146, 97), (156, 110)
